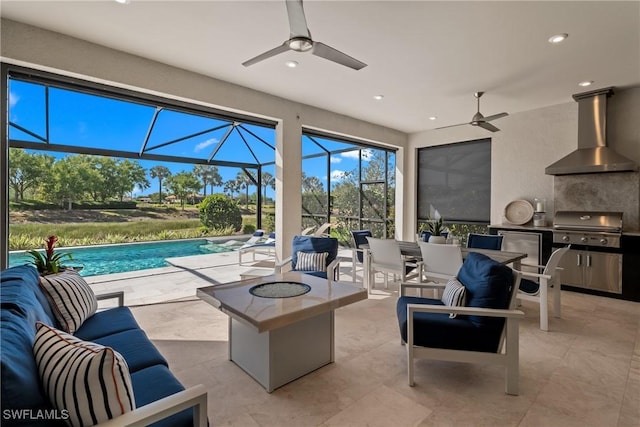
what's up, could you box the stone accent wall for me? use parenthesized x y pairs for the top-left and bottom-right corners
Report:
(554, 172), (640, 231)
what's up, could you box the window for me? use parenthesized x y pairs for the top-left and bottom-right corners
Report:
(417, 138), (491, 226)
(301, 130), (396, 239)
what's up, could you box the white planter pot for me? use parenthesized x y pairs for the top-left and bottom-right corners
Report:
(428, 235), (446, 244)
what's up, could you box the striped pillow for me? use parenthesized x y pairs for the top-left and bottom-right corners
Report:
(441, 279), (466, 318)
(296, 251), (328, 272)
(39, 269), (98, 334)
(33, 322), (135, 427)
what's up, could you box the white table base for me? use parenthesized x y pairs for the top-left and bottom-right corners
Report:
(229, 311), (334, 392)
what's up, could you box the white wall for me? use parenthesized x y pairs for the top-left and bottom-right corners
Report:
(0, 19), (407, 262)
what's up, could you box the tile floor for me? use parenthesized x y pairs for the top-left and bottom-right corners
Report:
(101, 253), (640, 427)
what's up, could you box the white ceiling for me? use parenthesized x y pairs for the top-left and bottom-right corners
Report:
(2, 0), (639, 134)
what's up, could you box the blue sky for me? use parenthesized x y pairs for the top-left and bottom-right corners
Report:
(8, 78), (372, 198)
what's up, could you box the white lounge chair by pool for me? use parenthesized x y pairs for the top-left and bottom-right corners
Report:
(238, 232), (276, 265)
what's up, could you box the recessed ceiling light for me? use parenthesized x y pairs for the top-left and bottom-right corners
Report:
(285, 60), (298, 68)
(373, 95), (384, 101)
(578, 80), (594, 87)
(548, 33), (568, 44)
(114, 0), (130, 4)
(429, 116), (437, 121)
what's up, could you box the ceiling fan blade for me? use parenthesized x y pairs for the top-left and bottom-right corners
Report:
(312, 41), (367, 70)
(286, 0), (311, 38)
(477, 121), (501, 132)
(242, 43), (290, 67)
(482, 112), (508, 122)
(434, 122), (469, 131)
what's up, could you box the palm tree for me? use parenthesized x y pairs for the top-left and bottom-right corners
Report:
(149, 165), (171, 205)
(261, 171), (275, 203)
(235, 171), (253, 210)
(193, 165), (222, 197)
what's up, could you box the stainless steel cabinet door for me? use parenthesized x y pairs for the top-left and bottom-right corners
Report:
(584, 251), (622, 294)
(558, 249), (585, 287)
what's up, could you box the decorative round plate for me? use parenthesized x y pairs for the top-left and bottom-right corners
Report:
(504, 200), (534, 225)
(249, 281), (311, 298)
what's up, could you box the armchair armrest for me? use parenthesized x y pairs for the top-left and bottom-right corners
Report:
(275, 257), (292, 274)
(399, 281), (446, 296)
(96, 291), (125, 307)
(518, 270), (552, 281)
(520, 262), (546, 270)
(407, 303), (525, 319)
(96, 384), (208, 427)
(327, 257), (341, 282)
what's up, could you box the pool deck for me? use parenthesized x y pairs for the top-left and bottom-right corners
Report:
(86, 248), (358, 306)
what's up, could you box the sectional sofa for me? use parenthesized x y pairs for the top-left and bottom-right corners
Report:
(1, 265), (207, 426)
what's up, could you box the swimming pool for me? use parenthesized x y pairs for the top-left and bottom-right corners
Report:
(8, 239), (235, 277)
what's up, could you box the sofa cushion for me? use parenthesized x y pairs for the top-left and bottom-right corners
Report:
(39, 270), (98, 333)
(92, 329), (168, 373)
(397, 296), (503, 353)
(457, 252), (514, 328)
(0, 310), (54, 425)
(130, 365), (196, 427)
(74, 306), (140, 341)
(33, 323), (136, 427)
(519, 278), (540, 295)
(1, 265), (57, 327)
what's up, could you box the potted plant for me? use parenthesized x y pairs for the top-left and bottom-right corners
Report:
(426, 217), (447, 244)
(26, 235), (73, 276)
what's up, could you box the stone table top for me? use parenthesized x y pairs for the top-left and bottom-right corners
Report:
(197, 271), (367, 333)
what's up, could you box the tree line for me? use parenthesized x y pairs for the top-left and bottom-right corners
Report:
(8, 148), (277, 209)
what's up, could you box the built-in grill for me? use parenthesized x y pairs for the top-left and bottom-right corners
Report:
(553, 211), (623, 248)
(552, 211), (623, 294)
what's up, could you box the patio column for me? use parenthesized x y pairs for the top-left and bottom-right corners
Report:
(274, 115), (302, 263)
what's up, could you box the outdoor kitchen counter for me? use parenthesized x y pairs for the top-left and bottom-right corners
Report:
(489, 223), (554, 231)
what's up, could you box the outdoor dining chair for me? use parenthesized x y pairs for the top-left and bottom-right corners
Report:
(467, 233), (504, 250)
(350, 230), (372, 283)
(417, 242), (463, 297)
(365, 237), (419, 293)
(517, 246), (570, 331)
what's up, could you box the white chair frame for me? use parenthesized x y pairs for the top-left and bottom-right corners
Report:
(417, 242), (463, 297)
(366, 237), (419, 293)
(403, 270), (524, 395)
(517, 246), (570, 331)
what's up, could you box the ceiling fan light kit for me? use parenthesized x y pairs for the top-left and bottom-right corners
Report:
(243, 0), (367, 70)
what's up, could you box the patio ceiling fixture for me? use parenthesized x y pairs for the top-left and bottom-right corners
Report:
(242, 0), (367, 70)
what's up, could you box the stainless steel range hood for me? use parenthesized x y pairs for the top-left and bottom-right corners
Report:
(545, 87), (638, 175)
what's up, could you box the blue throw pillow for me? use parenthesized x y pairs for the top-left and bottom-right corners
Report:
(457, 252), (514, 328)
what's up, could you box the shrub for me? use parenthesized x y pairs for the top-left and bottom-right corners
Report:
(262, 212), (275, 233)
(199, 195), (242, 232)
(242, 223), (256, 234)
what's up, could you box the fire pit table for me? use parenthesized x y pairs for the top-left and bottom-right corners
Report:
(196, 271), (367, 392)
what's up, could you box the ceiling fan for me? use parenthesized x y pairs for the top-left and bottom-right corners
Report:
(436, 92), (508, 132)
(242, 0), (367, 70)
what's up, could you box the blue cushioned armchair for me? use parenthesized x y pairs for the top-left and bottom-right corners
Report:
(396, 252), (524, 395)
(275, 235), (340, 281)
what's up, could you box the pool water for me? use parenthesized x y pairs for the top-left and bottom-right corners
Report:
(9, 239), (233, 277)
